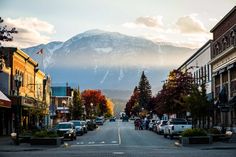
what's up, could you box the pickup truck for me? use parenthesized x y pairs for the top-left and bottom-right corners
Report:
(164, 118), (192, 139)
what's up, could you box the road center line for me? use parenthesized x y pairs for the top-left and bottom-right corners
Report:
(118, 121), (121, 145)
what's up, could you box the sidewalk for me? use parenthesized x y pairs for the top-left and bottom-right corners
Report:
(175, 141), (236, 150)
(0, 136), (59, 152)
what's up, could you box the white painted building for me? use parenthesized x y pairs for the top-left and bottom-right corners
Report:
(178, 40), (213, 128)
(178, 40), (212, 99)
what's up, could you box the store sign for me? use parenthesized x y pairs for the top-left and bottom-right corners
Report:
(22, 97), (35, 107)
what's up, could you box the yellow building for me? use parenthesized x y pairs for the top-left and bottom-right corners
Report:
(0, 47), (50, 134)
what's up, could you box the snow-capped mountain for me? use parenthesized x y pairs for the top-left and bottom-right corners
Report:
(23, 29), (194, 99)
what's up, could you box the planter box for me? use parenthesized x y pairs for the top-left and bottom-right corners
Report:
(19, 136), (31, 143)
(181, 136), (212, 146)
(30, 137), (64, 146)
(209, 134), (227, 142)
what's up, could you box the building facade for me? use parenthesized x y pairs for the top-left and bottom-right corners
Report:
(178, 40), (213, 128)
(210, 6), (236, 131)
(51, 86), (73, 124)
(0, 47), (50, 135)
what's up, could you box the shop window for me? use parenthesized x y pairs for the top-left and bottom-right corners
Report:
(230, 68), (236, 97)
(222, 71), (228, 83)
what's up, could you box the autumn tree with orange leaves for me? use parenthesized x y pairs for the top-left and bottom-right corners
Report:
(81, 89), (113, 118)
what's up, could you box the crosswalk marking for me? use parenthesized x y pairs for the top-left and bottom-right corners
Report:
(76, 141), (120, 145)
(113, 152), (125, 155)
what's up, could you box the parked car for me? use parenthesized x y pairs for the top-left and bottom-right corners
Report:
(69, 120), (84, 136)
(80, 120), (88, 133)
(164, 118), (192, 139)
(156, 120), (168, 134)
(109, 117), (116, 122)
(86, 119), (97, 131)
(122, 115), (129, 122)
(55, 122), (76, 141)
(153, 120), (160, 132)
(148, 119), (157, 131)
(96, 117), (104, 125)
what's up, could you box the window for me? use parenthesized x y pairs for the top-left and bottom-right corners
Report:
(230, 68), (236, 97)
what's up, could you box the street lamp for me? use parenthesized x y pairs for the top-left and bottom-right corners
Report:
(90, 103), (94, 118)
(14, 74), (22, 145)
(62, 100), (66, 122)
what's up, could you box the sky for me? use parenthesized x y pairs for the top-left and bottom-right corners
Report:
(1, 0), (235, 49)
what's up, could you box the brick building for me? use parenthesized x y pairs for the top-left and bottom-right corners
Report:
(210, 6), (236, 131)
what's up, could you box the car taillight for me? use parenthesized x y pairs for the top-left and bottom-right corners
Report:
(172, 126), (174, 130)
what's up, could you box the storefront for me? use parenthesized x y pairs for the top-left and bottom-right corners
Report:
(0, 90), (12, 135)
(10, 96), (45, 132)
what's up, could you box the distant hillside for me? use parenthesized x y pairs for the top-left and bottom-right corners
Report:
(103, 89), (132, 100)
(111, 99), (127, 118)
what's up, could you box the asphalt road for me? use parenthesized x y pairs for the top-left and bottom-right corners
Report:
(1, 120), (236, 157)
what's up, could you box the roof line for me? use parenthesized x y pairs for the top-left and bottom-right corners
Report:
(210, 6), (236, 32)
(178, 40), (212, 70)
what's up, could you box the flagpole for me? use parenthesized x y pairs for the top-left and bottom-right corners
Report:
(42, 50), (45, 74)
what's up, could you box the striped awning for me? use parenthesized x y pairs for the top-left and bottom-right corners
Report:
(0, 90), (11, 108)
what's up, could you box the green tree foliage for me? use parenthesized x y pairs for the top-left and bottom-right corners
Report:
(0, 17), (17, 45)
(71, 87), (83, 120)
(183, 83), (211, 128)
(138, 71), (152, 110)
(125, 86), (139, 116)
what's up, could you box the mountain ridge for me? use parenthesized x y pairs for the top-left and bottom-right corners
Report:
(22, 29), (194, 100)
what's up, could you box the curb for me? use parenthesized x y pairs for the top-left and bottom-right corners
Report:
(0, 148), (44, 152)
(174, 141), (236, 150)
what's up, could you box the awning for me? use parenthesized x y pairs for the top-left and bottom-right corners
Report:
(0, 90), (11, 108)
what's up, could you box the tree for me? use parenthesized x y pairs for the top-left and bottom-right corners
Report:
(105, 99), (114, 117)
(138, 71), (152, 110)
(125, 86), (139, 116)
(183, 83), (212, 128)
(71, 87), (83, 120)
(81, 89), (109, 118)
(0, 17), (17, 45)
(155, 69), (194, 118)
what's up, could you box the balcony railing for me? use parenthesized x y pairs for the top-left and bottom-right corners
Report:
(211, 24), (236, 59)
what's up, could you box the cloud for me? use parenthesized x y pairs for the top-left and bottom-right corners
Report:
(135, 16), (163, 28)
(122, 16), (163, 30)
(1, 17), (55, 48)
(175, 15), (207, 34)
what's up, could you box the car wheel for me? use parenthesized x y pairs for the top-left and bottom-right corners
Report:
(164, 134), (167, 138)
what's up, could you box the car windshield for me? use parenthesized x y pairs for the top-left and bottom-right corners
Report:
(162, 121), (167, 125)
(71, 121), (81, 126)
(56, 124), (72, 129)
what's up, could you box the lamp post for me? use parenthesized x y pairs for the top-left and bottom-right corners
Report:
(62, 100), (66, 122)
(14, 74), (22, 145)
(90, 103), (93, 118)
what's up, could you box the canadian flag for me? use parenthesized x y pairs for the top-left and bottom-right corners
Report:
(36, 49), (43, 54)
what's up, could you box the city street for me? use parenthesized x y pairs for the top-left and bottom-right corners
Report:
(0, 120), (235, 157)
